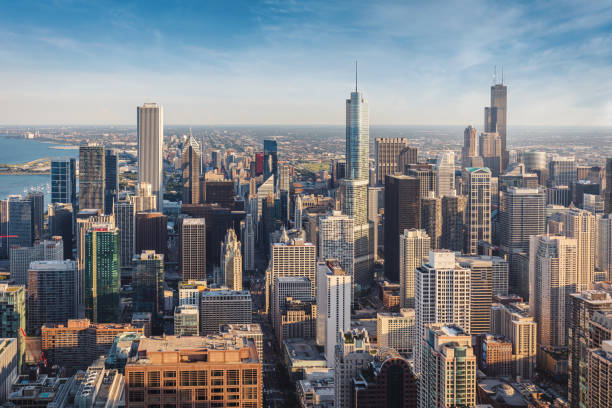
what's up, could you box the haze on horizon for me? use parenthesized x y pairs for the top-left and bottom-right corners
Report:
(1, 0), (612, 127)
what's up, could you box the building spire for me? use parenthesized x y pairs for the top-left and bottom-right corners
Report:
(355, 60), (358, 92)
(493, 65), (497, 85)
(501, 65), (504, 84)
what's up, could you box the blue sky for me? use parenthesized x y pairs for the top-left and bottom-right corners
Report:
(1, 0), (612, 125)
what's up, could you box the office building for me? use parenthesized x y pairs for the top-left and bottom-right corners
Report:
(219, 324), (264, 363)
(137, 102), (164, 210)
(476, 334), (513, 377)
(384, 175), (420, 282)
(178, 280), (207, 307)
(352, 349), (417, 408)
(399, 229), (429, 308)
(10, 237), (63, 286)
(272, 276), (313, 341)
(462, 125), (479, 168)
(135, 211), (167, 255)
(598, 214), (612, 279)
(199, 289), (252, 335)
(568, 291), (612, 408)
(221, 228), (242, 290)
(26, 260), (78, 335)
(180, 218), (206, 281)
(529, 234), (578, 348)
(464, 167), (492, 255)
(479, 131), (503, 177)
(278, 163), (291, 192)
(420, 324), (476, 408)
(586, 340), (612, 408)
(279, 298), (317, 347)
(26, 191), (44, 242)
(241, 213), (255, 271)
(565, 208), (596, 292)
(174, 305), (199, 336)
(339, 178), (371, 284)
(182, 135), (202, 205)
(420, 194), (442, 249)
(494, 302), (537, 378)
(131, 182), (157, 212)
(334, 329), (373, 408)
(406, 164), (437, 198)
(435, 151), (455, 198)
(605, 157), (612, 213)
(440, 192), (466, 252)
(48, 202), (73, 260)
(522, 150), (547, 172)
(316, 261), (351, 366)
(484, 80), (508, 170)
(84, 224), (120, 323)
(8, 195), (33, 249)
(79, 143), (105, 211)
(265, 237), (316, 313)
(499, 187), (546, 254)
(116, 200), (135, 279)
(104, 149), (118, 215)
(456, 256), (493, 335)
(377, 308), (415, 354)
(264, 138), (278, 180)
(0, 199), (7, 259)
(549, 155), (577, 187)
(132, 250), (164, 318)
(0, 284), (25, 371)
(415, 251), (471, 374)
(398, 145), (418, 173)
(124, 335), (261, 408)
(41, 318), (144, 371)
(0, 338), (18, 402)
(375, 137), (409, 185)
(318, 211), (354, 281)
(51, 157), (76, 206)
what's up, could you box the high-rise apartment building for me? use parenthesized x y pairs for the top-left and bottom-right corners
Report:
(415, 251), (471, 374)
(116, 200), (135, 279)
(499, 187), (546, 253)
(598, 214), (612, 279)
(178, 280), (207, 307)
(493, 302), (537, 378)
(51, 157), (77, 206)
(435, 151), (455, 198)
(104, 148), (118, 215)
(0, 284), (25, 371)
(565, 208), (596, 292)
(123, 335), (261, 408)
(221, 229), (242, 291)
(339, 178), (371, 284)
(174, 304), (199, 336)
(456, 256), (493, 335)
(26, 260), (78, 335)
(484, 81), (508, 170)
(529, 234), (578, 348)
(199, 289), (252, 335)
(586, 340), (612, 408)
(399, 229), (429, 308)
(334, 329), (373, 408)
(441, 193), (466, 252)
(464, 167), (491, 255)
(241, 213), (255, 271)
(462, 125), (479, 168)
(384, 175), (420, 282)
(0, 338), (18, 402)
(420, 195), (442, 249)
(48, 202), (73, 260)
(180, 218), (207, 281)
(316, 261), (351, 366)
(10, 237), (63, 286)
(318, 211), (354, 281)
(377, 308), (415, 354)
(26, 191), (44, 242)
(79, 143), (105, 211)
(84, 224), (120, 323)
(132, 250), (164, 318)
(605, 157), (612, 213)
(7, 195), (33, 249)
(549, 155), (577, 187)
(419, 324), (476, 408)
(137, 103), (163, 211)
(375, 137), (409, 185)
(181, 136), (202, 205)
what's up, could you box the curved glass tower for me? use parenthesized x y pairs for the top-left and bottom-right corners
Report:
(346, 91), (369, 181)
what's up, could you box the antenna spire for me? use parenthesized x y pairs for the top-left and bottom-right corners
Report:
(493, 65), (497, 85)
(501, 65), (504, 85)
(355, 60), (358, 92)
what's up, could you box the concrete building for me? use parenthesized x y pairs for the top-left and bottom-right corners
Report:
(464, 167), (492, 255)
(135, 211), (167, 255)
(137, 103), (164, 211)
(124, 335), (261, 408)
(178, 280), (207, 306)
(599, 214), (612, 280)
(131, 182), (157, 212)
(272, 276), (314, 344)
(565, 208), (596, 293)
(462, 125), (479, 168)
(440, 192), (466, 252)
(174, 304), (199, 336)
(399, 229), (429, 308)
(10, 237), (64, 286)
(219, 324), (264, 363)
(420, 194), (442, 249)
(549, 155), (577, 187)
(334, 329), (373, 408)
(374, 137), (409, 185)
(0, 284), (26, 371)
(479, 131), (503, 177)
(199, 289), (252, 335)
(377, 308), (415, 354)
(500, 187), (546, 252)
(435, 151), (455, 198)
(181, 135), (202, 205)
(476, 334), (513, 377)
(586, 340), (612, 408)
(221, 228), (242, 290)
(316, 261), (351, 367)
(26, 260), (78, 335)
(419, 324), (476, 408)
(318, 211), (354, 285)
(180, 218), (207, 281)
(529, 234), (578, 348)
(79, 143), (105, 211)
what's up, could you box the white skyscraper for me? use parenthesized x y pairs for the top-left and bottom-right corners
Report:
(318, 211), (354, 280)
(316, 261), (351, 367)
(220, 229), (242, 291)
(415, 250), (471, 375)
(435, 151), (455, 198)
(399, 229), (430, 308)
(464, 167), (492, 255)
(137, 103), (163, 211)
(565, 208), (596, 292)
(529, 234), (578, 348)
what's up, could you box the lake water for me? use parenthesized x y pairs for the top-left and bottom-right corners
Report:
(0, 137), (78, 203)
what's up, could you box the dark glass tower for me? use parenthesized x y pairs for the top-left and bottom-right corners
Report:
(263, 139), (278, 180)
(104, 149), (118, 215)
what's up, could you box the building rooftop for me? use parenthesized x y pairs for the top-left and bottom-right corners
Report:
(283, 339), (326, 367)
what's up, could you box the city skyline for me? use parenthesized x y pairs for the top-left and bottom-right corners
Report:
(1, 1), (612, 126)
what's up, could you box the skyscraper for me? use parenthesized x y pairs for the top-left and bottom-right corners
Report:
(135, 212), (167, 255)
(549, 155), (577, 187)
(384, 175), (420, 282)
(241, 213), (255, 271)
(180, 218), (207, 281)
(375, 137), (409, 185)
(339, 178), (371, 283)
(7, 195), (33, 249)
(500, 187), (546, 252)
(565, 208), (596, 292)
(484, 80), (508, 170)
(199, 289), (252, 335)
(318, 211), (354, 281)
(10, 238), (63, 286)
(586, 340), (612, 408)
(26, 191), (44, 242)
(263, 139), (278, 180)
(461, 125), (479, 168)
(457, 256), (493, 335)
(398, 145), (418, 173)
(441, 192), (466, 252)
(116, 200), (135, 279)
(435, 151), (455, 198)
(104, 149), (118, 215)
(399, 229), (430, 308)
(221, 228), (242, 291)
(48, 202), (73, 260)
(51, 157), (76, 206)
(181, 136), (202, 205)
(0, 284), (26, 371)
(137, 103), (163, 211)
(132, 250), (164, 319)
(529, 234), (578, 348)
(605, 157), (612, 213)
(479, 131), (503, 177)
(79, 143), (105, 211)
(420, 194), (442, 249)
(84, 224), (120, 323)
(464, 167), (492, 255)
(334, 329), (373, 408)
(316, 260), (351, 366)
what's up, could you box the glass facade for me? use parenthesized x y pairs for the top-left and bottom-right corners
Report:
(51, 158), (76, 205)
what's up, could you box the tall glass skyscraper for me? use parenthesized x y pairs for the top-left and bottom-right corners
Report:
(104, 149), (118, 215)
(263, 139), (278, 180)
(51, 157), (76, 206)
(346, 90), (369, 181)
(137, 103), (164, 211)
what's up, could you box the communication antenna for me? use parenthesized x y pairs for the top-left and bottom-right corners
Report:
(493, 65), (497, 85)
(501, 65), (504, 85)
(355, 60), (358, 92)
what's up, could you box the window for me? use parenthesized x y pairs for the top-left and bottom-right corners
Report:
(179, 389), (192, 402)
(227, 370), (239, 385)
(211, 370), (224, 377)
(242, 369), (257, 385)
(195, 388), (208, 401)
(242, 387), (257, 400)
(129, 371), (145, 387)
(164, 371), (177, 378)
(148, 371), (161, 387)
(129, 390), (144, 402)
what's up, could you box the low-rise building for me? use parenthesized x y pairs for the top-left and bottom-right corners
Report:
(283, 338), (328, 381)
